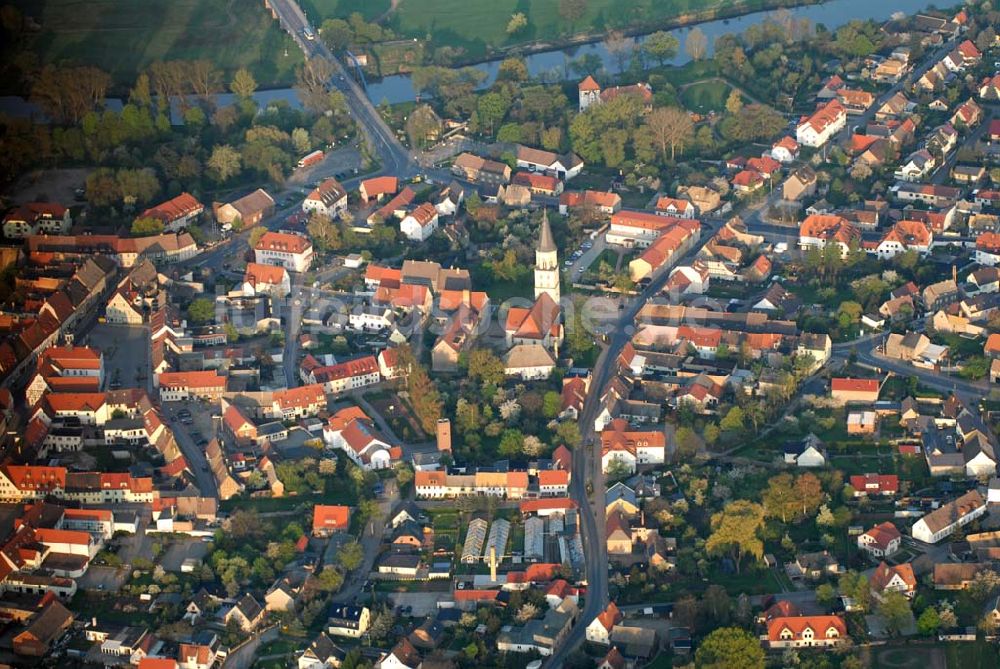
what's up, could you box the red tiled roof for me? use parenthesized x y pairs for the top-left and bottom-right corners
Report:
(244, 262), (287, 286)
(360, 176), (398, 199)
(255, 231), (311, 254)
(849, 474), (899, 494)
(141, 192), (203, 224)
(519, 498), (577, 513)
(158, 371), (226, 390)
(766, 615), (847, 643)
(313, 505), (350, 533)
(831, 378), (880, 394)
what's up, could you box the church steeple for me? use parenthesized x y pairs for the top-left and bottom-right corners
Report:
(534, 208), (560, 303)
(539, 208), (556, 254)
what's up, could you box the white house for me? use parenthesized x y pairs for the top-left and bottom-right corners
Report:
(784, 434), (826, 467)
(302, 179), (348, 219)
(585, 603), (621, 645)
(242, 263), (291, 298)
(872, 220), (932, 259)
(796, 100), (847, 147)
(771, 136), (800, 163)
(400, 203), (439, 242)
(515, 145), (584, 180)
(254, 231), (313, 272)
(323, 407), (393, 470)
(857, 522), (902, 558)
(911, 490), (987, 543)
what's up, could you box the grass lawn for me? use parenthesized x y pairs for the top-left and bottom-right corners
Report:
(645, 653), (674, 669)
(14, 0), (303, 88)
(300, 0), (390, 22)
(680, 80), (731, 113)
(946, 641), (1000, 668)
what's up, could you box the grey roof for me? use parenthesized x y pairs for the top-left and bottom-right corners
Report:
(606, 482), (637, 508)
(538, 208), (556, 254)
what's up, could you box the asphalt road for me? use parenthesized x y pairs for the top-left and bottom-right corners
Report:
(267, 0), (415, 177)
(162, 400), (219, 498)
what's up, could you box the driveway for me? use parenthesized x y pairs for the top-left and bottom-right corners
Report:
(160, 538), (211, 572)
(570, 234), (608, 282)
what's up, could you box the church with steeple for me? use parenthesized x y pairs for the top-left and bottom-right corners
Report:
(534, 208), (560, 303)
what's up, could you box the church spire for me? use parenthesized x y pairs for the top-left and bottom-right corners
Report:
(538, 208), (556, 254)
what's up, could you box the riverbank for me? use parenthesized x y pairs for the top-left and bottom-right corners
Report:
(390, 0), (831, 73)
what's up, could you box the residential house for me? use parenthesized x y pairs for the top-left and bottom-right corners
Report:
(849, 474), (899, 497)
(585, 603), (622, 645)
(515, 145), (584, 180)
(215, 189), (274, 228)
(328, 604), (370, 638)
(503, 344), (556, 381)
(298, 633), (345, 669)
(798, 214), (859, 257)
(831, 378), (881, 404)
(600, 419), (666, 474)
(451, 153), (510, 185)
(870, 561), (917, 599)
(4, 202), (72, 238)
(312, 505), (350, 537)
(141, 193), (203, 232)
(782, 166), (817, 202)
(302, 179), (348, 219)
(359, 176), (398, 203)
(771, 136), (800, 163)
(243, 263), (291, 298)
(400, 203), (439, 242)
(254, 231), (313, 272)
(796, 100), (847, 147)
(857, 522), (902, 558)
(558, 190), (622, 216)
(765, 616), (847, 649)
(911, 490), (987, 543)
(783, 434), (826, 467)
(224, 594), (265, 632)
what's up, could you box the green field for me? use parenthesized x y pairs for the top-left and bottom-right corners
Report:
(301, 0), (390, 22)
(14, 0), (303, 87)
(680, 80), (731, 112)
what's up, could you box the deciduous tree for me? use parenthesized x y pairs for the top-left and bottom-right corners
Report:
(230, 67), (258, 99)
(208, 144), (242, 182)
(643, 107), (693, 161)
(685, 27), (708, 61)
(695, 627), (765, 669)
(643, 31), (679, 66)
(705, 500), (764, 574)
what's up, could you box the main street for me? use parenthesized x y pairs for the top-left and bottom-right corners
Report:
(545, 222), (722, 668)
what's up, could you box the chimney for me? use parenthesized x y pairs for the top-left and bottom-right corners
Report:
(490, 546), (497, 582)
(952, 264), (957, 283)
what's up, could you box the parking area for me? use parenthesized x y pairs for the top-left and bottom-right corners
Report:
(77, 565), (127, 592)
(569, 233), (608, 281)
(159, 537), (211, 572)
(85, 324), (151, 392)
(386, 592), (447, 617)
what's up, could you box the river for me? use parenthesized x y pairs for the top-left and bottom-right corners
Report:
(364, 0), (942, 104)
(0, 0), (944, 121)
